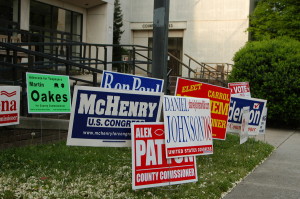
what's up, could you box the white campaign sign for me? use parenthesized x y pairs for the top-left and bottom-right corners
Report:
(228, 82), (251, 98)
(0, 86), (20, 126)
(163, 95), (213, 158)
(240, 107), (250, 144)
(259, 107), (267, 135)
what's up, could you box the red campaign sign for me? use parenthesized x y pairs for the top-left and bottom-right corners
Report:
(0, 86), (20, 126)
(175, 78), (231, 140)
(228, 82), (251, 98)
(0, 113), (18, 124)
(131, 123), (198, 189)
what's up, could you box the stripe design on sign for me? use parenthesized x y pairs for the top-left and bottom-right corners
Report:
(0, 91), (16, 97)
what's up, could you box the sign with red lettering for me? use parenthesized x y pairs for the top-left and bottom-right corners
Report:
(227, 96), (267, 135)
(228, 82), (251, 98)
(175, 78), (231, 140)
(131, 123), (198, 189)
(0, 86), (20, 126)
(164, 95), (213, 158)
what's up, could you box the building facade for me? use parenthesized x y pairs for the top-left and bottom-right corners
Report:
(0, 0), (114, 68)
(1, 0), (255, 76)
(120, 0), (255, 76)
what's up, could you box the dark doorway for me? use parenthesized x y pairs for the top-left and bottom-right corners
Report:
(168, 49), (181, 76)
(148, 37), (183, 76)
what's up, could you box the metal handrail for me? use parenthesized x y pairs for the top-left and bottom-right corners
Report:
(167, 52), (196, 77)
(0, 42), (103, 73)
(0, 41), (153, 80)
(184, 53), (229, 85)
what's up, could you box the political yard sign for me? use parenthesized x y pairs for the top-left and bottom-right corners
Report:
(26, 72), (71, 113)
(228, 82), (251, 98)
(132, 123), (197, 189)
(240, 107), (250, 144)
(175, 77), (231, 140)
(67, 86), (163, 147)
(163, 95), (213, 158)
(101, 70), (163, 92)
(259, 107), (268, 135)
(227, 97), (267, 136)
(0, 86), (20, 126)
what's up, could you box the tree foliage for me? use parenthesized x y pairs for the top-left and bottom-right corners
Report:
(113, 0), (124, 71)
(229, 38), (300, 126)
(248, 0), (300, 41)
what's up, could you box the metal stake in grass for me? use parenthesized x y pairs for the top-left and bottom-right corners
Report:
(40, 114), (43, 144)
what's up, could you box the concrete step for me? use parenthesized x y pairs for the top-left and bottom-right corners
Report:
(11, 116), (69, 130)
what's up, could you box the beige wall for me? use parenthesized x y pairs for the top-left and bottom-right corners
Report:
(20, 0), (30, 30)
(86, 3), (114, 70)
(121, 0), (250, 77)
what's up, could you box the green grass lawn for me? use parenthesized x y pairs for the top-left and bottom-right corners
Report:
(0, 134), (274, 199)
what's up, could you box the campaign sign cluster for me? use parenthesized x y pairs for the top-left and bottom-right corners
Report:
(131, 123), (197, 189)
(67, 86), (163, 147)
(101, 70), (163, 92)
(0, 86), (20, 126)
(175, 78), (231, 140)
(163, 95), (213, 158)
(227, 96), (267, 135)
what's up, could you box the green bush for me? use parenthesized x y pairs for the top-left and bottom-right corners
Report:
(229, 37), (300, 127)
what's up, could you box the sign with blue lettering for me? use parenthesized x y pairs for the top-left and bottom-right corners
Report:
(67, 86), (163, 147)
(101, 70), (163, 92)
(227, 97), (267, 135)
(163, 95), (213, 158)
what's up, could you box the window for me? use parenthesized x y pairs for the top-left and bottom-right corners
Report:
(0, 0), (19, 30)
(30, 0), (82, 42)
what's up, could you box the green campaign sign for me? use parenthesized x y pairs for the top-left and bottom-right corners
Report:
(26, 72), (71, 113)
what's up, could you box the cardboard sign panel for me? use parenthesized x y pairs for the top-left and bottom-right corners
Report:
(132, 123), (197, 189)
(101, 70), (164, 92)
(240, 107), (250, 144)
(259, 107), (267, 135)
(26, 72), (71, 113)
(163, 95), (213, 158)
(175, 77), (231, 140)
(227, 96), (267, 135)
(67, 86), (163, 147)
(228, 82), (251, 98)
(0, 86), (20, 126)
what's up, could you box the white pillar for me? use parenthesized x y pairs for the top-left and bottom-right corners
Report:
(20, 0), (30, 30)
(86, 2), (113, 70)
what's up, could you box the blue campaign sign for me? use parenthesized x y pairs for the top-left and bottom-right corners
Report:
(227, 96), (267, 135)
(67, 86), (163, 147)
(100, 70), (164, 92)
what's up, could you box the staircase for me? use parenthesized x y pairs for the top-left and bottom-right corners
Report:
(167, 53), (232, 95)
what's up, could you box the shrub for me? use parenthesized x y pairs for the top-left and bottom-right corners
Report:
(229, 37), (300, 127)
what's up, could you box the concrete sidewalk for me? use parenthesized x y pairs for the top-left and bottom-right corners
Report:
(224, 128), (300, 199)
